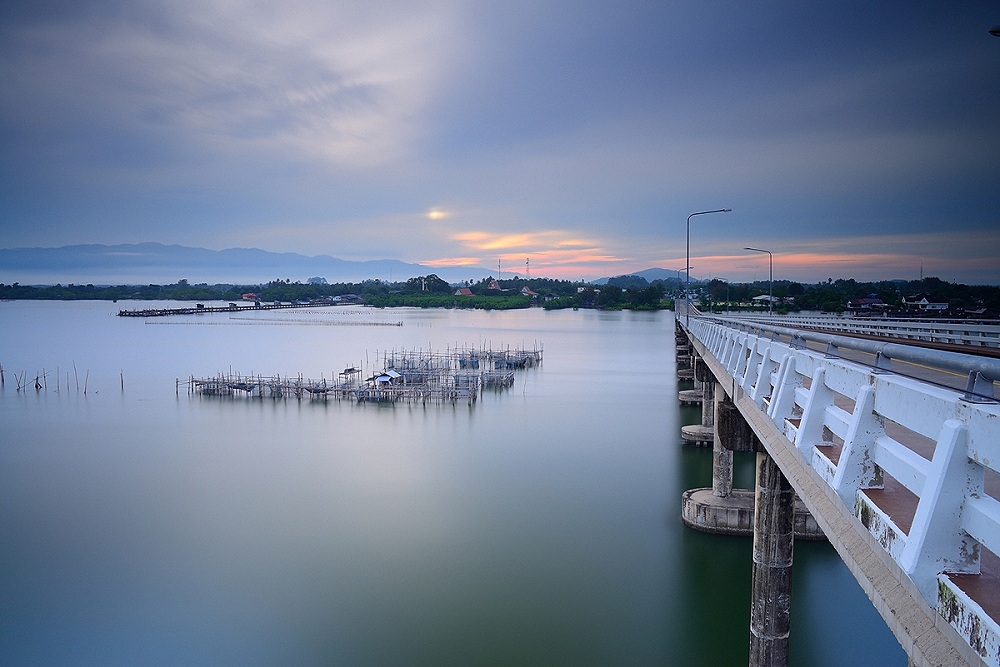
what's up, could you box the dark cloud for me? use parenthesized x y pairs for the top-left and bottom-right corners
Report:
(1, 1), (998, 282)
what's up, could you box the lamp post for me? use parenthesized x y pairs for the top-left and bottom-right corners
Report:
(744, 247), (773, 317)
(686, 209), (731, 325)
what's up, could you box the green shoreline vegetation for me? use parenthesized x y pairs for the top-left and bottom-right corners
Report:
(1, 274), (998, 315)
(0, 274), (671, 311)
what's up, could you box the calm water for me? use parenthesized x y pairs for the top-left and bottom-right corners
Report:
(0, 301), (904, 665)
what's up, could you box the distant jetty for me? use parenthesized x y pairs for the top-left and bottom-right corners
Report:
(118, 301), (344, 317)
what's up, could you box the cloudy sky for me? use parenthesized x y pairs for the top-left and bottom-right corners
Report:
(2, 1), (999, 284)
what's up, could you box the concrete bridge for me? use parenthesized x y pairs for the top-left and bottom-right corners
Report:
(676, 311), (1000, 667)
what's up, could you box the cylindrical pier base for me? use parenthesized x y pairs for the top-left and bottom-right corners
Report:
(680, 424), (714, 446)
(681, 488), (824, 539)
(678, 389), (702, 405)
(749, 451), (794, 667)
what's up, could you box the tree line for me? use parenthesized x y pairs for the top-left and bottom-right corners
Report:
(698, 276), (1000, 314)
(2, 274), (997, 314)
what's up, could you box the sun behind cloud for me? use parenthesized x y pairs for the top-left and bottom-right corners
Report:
(426, 208), (451, 220)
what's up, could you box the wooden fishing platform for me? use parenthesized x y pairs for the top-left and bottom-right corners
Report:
(187, 345), (542, 406)
(119, 301), (345, 317)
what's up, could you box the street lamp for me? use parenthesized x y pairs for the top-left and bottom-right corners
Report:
(990, 25), (1000, 37)
(744, 247), (773, 317)
(686, 209), (731, 325)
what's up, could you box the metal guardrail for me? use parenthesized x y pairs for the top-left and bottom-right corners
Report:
(721, 314), (1000, 348)
(702, 314), (1000, 400)
(685, 316), (1000, 666)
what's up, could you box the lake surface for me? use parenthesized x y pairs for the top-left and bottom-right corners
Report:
(0, 301), (905, 665)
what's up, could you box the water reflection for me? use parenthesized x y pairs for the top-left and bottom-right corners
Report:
(0, 302), (903, 665)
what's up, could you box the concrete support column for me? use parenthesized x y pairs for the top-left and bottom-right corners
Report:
(701, 375), (715, 427)
(749, 451), (794, 667)
(712, 382), (733, 498)
(692, 351), (705, 394)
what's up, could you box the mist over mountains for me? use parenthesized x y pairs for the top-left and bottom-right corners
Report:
(0, 243), (699, 287)
(0, 243), (502, 285)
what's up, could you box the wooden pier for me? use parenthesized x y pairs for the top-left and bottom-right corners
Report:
(188, 345), (542, 406)
(118, 301), (347, 317)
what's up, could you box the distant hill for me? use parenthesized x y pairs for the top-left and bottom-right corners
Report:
(0, 243), (498, 285)
(594, 268), (697, 285)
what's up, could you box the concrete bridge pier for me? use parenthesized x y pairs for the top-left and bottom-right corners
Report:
(681, 357), (715, 445)
(749, 450), (795, 667)
(700, 363), (715, 428)
(676, 319), (821, 535)
(712, 382), (733, 498)
(676, 330), (694, 381)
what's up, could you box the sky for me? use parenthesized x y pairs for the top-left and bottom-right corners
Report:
(2, 1), (999, 285)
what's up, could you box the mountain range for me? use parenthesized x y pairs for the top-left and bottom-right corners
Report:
(0, 243), (694, 286)
(0, 243), (501, 286)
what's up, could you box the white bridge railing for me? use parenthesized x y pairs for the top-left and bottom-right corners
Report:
(686, 316), (1000, 666)
(723, 314), (1000, 348)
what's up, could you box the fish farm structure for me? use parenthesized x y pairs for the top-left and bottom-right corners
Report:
(186, 345), (543, 405)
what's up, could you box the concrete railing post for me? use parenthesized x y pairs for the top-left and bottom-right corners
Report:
(749, 451), (794, 667)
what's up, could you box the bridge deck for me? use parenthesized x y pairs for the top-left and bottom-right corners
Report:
(682, 312), (1000, 666)
(949, 550), (1000, 621)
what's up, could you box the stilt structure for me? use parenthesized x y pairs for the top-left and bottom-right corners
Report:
(188, 344), (542, 406)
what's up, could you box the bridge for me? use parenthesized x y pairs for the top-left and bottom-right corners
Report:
(676, 309), (1000, 666)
